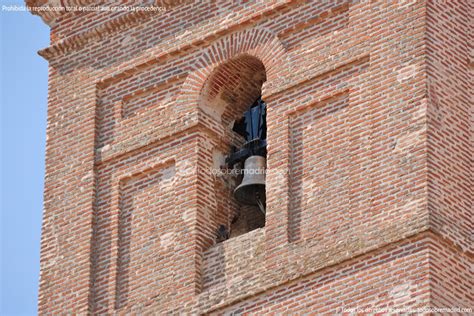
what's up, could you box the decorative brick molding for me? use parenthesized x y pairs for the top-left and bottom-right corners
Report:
(181, 27), (289, 101)
(37, 0), (298, 59)
(91, 134), (202, 313)
(34, 1), (473, 314)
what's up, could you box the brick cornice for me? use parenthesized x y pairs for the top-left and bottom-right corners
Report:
(25, 0), (96, 25)
(39, 9), (157, 58)
(25, 0), (186, 26)
(37, 0), (298, 60)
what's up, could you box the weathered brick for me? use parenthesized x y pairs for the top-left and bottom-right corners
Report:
(30, 0), (473, 314)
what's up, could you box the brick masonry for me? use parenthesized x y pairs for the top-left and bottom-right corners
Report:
(29, 0), (472, 314)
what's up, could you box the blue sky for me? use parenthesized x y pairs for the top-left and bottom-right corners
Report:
(1, 1), (49, 314)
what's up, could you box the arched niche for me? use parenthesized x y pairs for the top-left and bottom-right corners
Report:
(199, 54), (267, 246)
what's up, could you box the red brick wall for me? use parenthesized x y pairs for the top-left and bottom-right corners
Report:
(426, 0), (473, 254)
(218, 232), (433, 314)
(32, 0), (473, 314)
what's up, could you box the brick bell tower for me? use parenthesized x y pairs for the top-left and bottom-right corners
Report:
(30, 0), (472, 314)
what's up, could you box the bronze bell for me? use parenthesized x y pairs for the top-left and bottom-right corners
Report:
(234, 155), (266, 213)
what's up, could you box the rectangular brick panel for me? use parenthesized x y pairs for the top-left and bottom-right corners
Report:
(116, 164), (176, 309)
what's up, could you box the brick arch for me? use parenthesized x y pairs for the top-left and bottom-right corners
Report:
(180, 27), (288, 106)
(199, 53), (267, 126)
(179, 28), (286, 255)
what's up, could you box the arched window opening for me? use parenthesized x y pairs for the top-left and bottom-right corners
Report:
(226, 97), (267, 213)
(222, 96), (267, 242)
(199, 54), (267, 245)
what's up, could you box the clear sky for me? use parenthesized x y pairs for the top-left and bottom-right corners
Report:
(1, 1), (49, 314)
